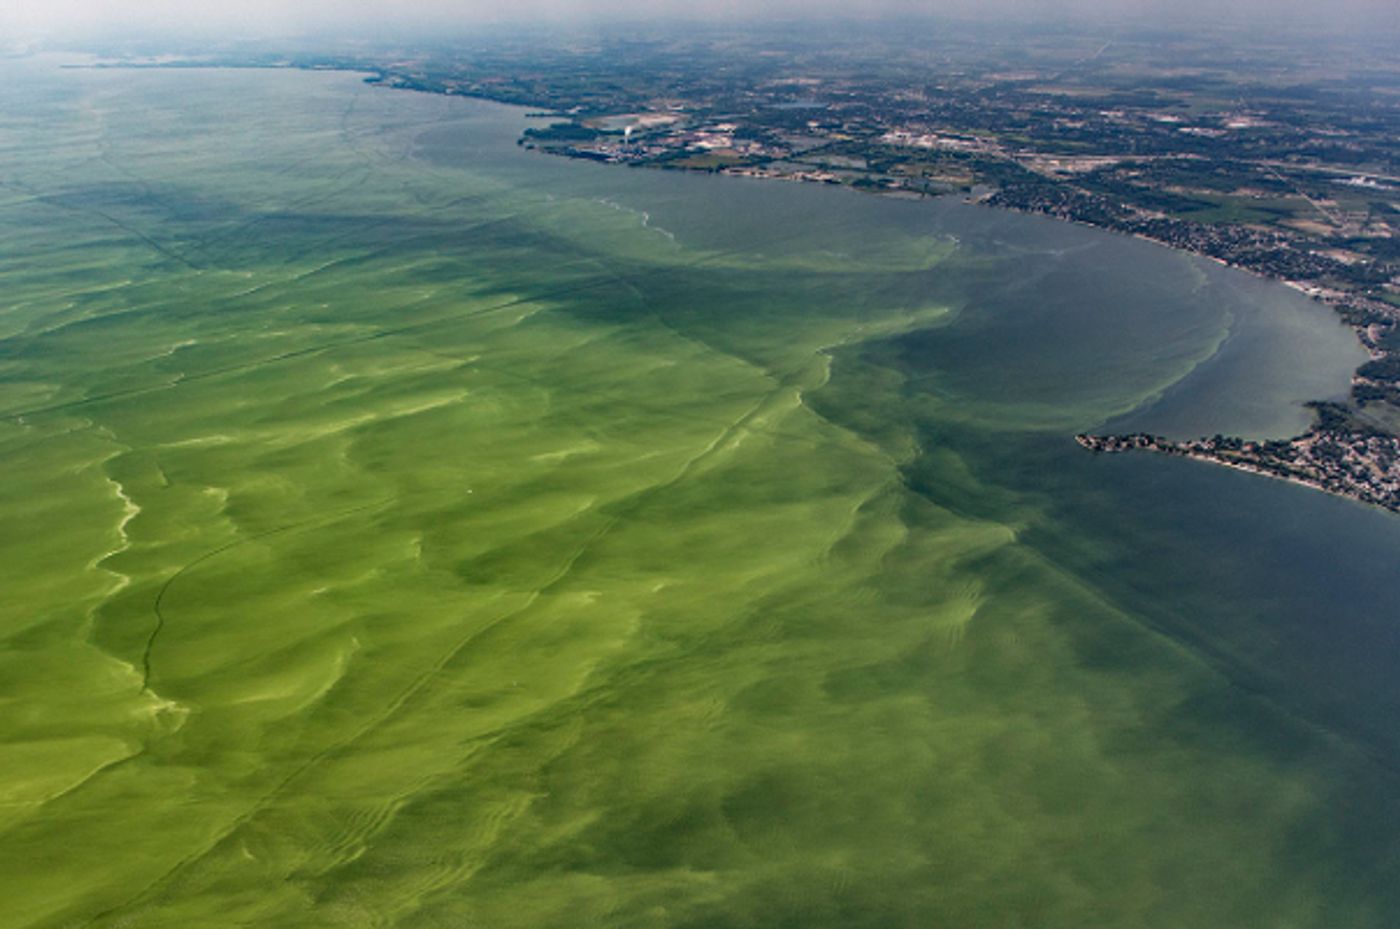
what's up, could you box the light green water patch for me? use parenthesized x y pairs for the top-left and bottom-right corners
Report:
(0, 62), (1396, 929)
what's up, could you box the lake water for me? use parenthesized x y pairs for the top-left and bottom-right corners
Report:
(1, 61), (1396, 928)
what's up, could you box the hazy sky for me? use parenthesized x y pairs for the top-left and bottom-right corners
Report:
(3, 0), (1397, 42)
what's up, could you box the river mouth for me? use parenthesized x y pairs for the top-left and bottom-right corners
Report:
(1, 62), (1397, 928)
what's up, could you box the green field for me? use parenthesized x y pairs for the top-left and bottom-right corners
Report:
(2, 61), (1399, 928)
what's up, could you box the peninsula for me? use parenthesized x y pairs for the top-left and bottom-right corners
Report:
(1076, 405), (1400, 513)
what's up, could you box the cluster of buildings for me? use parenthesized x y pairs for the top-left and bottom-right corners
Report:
(1076, 428), (1400, 513)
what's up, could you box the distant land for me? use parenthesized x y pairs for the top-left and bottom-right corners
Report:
(100, 21), (1400, 511)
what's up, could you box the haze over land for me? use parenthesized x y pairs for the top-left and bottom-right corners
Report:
(4, 0), (1397, 43)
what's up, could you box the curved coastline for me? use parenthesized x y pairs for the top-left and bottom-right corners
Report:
(310, 65), (1399, 516)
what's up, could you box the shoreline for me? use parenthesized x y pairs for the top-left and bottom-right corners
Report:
(88, 59), (1400, 516)
(369, 71), (1400, 518)
(1075, 431), (1400, 514)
